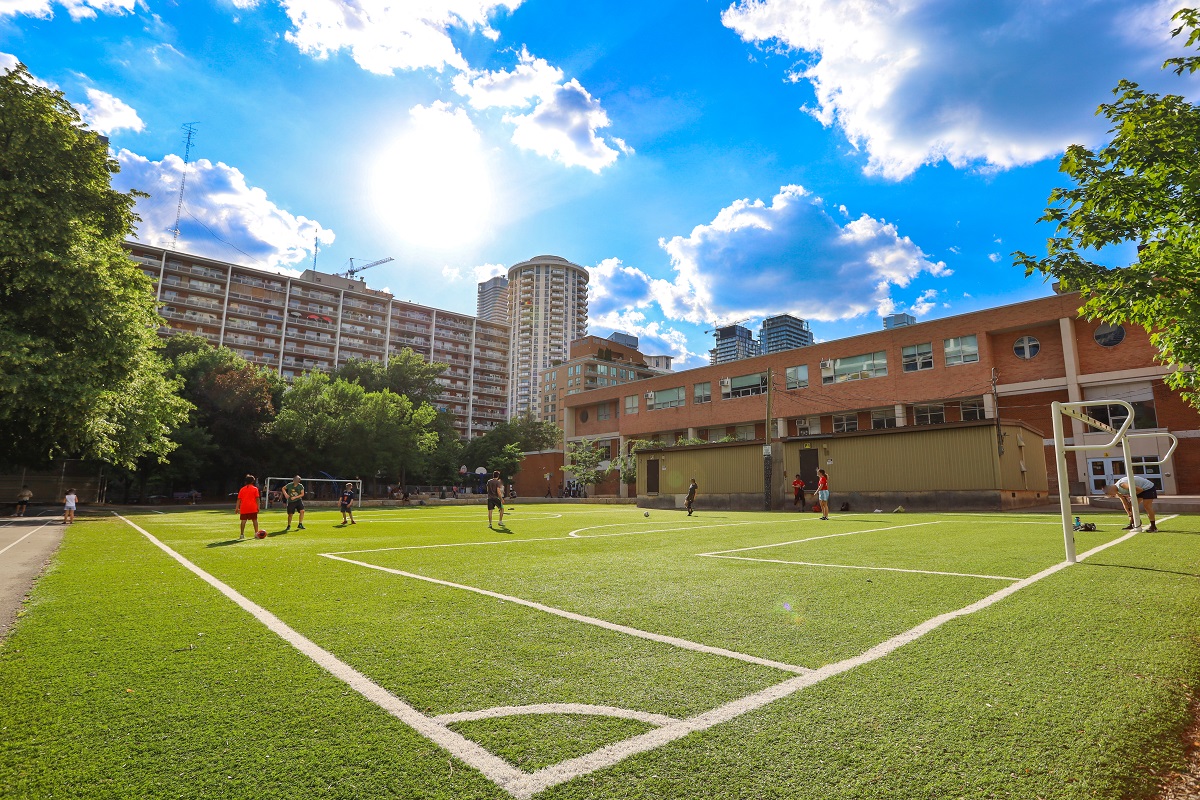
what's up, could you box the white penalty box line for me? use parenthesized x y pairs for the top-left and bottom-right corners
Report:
(115, 512), (1160, 799)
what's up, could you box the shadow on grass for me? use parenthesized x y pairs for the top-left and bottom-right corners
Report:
(1084, 562), (1200, 579)
(207, 538), (245, 548)
(267, 529), (289, 538)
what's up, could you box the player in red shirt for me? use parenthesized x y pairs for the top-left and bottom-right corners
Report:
(816, 469), (830, 520)
(236, 474), (261, 540)
(791, 474), (805, 509)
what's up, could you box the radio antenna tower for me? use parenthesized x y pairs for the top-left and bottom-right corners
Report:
(170, 123), (199, 249)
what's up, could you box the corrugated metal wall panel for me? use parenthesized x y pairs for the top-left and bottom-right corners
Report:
(638, 444), (764, 494)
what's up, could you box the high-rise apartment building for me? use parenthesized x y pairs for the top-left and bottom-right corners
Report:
(759, 314), (813, 354)
(709, 324), (760, 365)
(506, 255), (589, 418)
(538, 334), (668, 427)
(127, 242), (509, 440)
(476, 276), (509, 323)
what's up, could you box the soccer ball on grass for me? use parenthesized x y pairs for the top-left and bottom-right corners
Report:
(644, 511), (650, 518)
(255, 529), (267, 539)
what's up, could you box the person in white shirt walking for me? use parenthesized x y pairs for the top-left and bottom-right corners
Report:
(1104, 475), (1158, 532)
(63, 488), (78, 525)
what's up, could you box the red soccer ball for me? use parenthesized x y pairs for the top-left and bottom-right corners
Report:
(255, 529), (267, 539)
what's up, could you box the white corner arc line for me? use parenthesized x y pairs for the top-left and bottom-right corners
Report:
(435, 704), (678, 728)
(701, 554), (1021, 582)
(319, 553), (810, 675)
(500, 523), (1153, 799)
(112, 514), (529, 793)
(0, 520), (56, 558)
(698, 521), (940, 557)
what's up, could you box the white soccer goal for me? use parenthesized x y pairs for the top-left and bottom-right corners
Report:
(1051, 400), (1177, 562)
(264, 477), (362, 509)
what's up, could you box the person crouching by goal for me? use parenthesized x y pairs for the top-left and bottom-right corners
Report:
(339, 483), (357, 526)
(1104, 475), (1158, 532)
(283, 475), (306, 531)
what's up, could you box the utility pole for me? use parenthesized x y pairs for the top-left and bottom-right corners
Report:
(764, 367), (773, 511)
(992, 368), (1005, 455)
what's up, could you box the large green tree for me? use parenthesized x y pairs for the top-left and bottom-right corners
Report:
(1015, 8), (1200, 409)
(460, 412), (560, 476)
(562, 438), (610, 494)
(270, 373), (438, 481)
(333, 350), (446, 408)
(0, 63), (189, 467)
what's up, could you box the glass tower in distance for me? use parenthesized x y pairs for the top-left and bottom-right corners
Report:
(759, 314), (814, 354)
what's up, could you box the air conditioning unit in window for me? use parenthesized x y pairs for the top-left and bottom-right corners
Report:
(719, 378), (731, 387)
(644, 391), (655, 399)
(819, 359), (833, 369)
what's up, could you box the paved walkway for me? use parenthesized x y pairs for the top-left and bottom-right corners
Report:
(0, 511), (66, 640)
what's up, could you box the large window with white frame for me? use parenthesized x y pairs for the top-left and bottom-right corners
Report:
(625, 395), (638, 414)
(785, 365), (809, 390)
(649, 387), (686, 410)
(871, 409), (897, 429)
(822, 352), (888, 384)
(722, 372), (768, 399)
(832, 413), (858, 432)
(597, 402), (610, 421)
(902, 343), (933, 372)
(735, 424), (756, 440)
(913, 403), (945, 425)
(944, 335), (979, 366)
(693, 382), (711, 404)
(961, 398), (986, 421)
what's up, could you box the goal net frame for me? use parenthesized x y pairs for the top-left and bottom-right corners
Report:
(264, 477), (362, 509)
(1051, 400), (1177, 563)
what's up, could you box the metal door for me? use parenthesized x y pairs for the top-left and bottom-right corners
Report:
(1087, 458), (1126, 495)
(646, 459), (660, 494)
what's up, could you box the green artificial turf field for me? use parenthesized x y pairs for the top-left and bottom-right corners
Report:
(3, 504), (1200, 799)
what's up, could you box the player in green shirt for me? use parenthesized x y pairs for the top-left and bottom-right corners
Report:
(283, 476), (306, 531)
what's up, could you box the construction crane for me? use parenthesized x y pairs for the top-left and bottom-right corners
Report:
(340, 256), (394, 279)
(704, 318), (749, 335)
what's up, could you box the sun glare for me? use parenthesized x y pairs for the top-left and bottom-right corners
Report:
(368, 104), (495, 251)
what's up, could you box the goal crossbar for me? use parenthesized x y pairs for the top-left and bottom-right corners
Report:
(265, 477), (362, 508)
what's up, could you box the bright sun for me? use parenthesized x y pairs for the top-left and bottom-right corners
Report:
(368, 103), (495, 250)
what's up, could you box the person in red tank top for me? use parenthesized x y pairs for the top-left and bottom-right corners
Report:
(236, 474), (261, 540)
(816, 469), (830, 520)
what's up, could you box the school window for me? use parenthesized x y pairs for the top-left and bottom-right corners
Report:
(597, 402), (610, 421)
(902, 343), (933, 372)
(961, 398), (986, 421)
(1082, 400), (1157, 430)
(1013, 336), (1040, 360)
(914, 403), (945, 425)
(650, 387), (686, 410)
(944, 335), (979, 366)
(795, 418), (814, 436)
(1132, 456), (1164, 490)
(693, 382), (712, 404)
(785, 365), (809, 390)
(871, 409), (897, 429)
(722, 372), (768, 399)
(832, 414), (858, 433)
(624, 395), (638, 414)
(735, 424), (756, 441)
(822, 352), (888, 384)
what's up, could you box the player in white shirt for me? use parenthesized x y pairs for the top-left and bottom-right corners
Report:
(1104, 475), (1158, 532)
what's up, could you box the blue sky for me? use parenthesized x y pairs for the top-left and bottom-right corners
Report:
(3, 0), (1197, 367)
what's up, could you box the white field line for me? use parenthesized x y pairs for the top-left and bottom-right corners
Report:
(329, 518), (811, 557)
(698, 521), (940, 557)
(701, 555), (1021, 582)
(0, 520), (56, 558)
(365, 513), (564, 522)
(502, 522), (1154, 799)
(435, 704), (678, 728)
(113, 514), (530, 793)
(319, 553), (810, 675)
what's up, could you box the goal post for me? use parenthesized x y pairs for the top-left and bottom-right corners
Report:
(264, 477), (362, 508)
(1050, 400), (1134, 563)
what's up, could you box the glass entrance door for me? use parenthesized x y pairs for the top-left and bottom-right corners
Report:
(1088, 458), (1126, 495)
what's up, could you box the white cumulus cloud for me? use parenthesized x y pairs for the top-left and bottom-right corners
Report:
(78, 87), (144, 134)
(472, 263), (507, 282)
(454, 48), (629, 172)
(0, 0), (135, 20)
(114, 149), (334, 271)
(655, 185), (949, 324)
(722, 0), (1195, 178)
(276, 0), (521, 75)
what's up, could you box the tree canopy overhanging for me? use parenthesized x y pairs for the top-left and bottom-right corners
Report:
(0, 63), (189, 467)
(1015, 8), (1200, 410)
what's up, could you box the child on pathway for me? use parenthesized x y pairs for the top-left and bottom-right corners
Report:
(63, 488), (77, 524)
